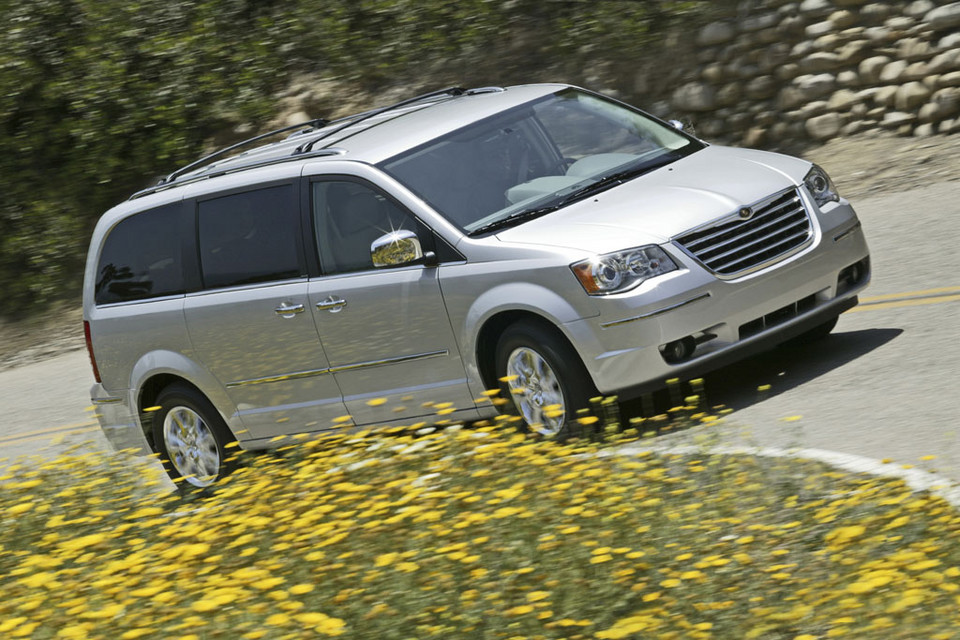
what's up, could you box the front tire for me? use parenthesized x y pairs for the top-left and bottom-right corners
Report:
(494, 321), (596, 438)
(152, 384), (236, 489)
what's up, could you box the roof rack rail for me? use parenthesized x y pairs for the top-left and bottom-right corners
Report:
(158, 117), (329, 186)
(294, 86), (465, 155)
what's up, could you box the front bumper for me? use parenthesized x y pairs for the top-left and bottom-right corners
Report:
(90, 384), (152, 455)
(563, 201), (871, 397)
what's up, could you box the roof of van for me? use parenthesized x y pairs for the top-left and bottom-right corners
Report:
(130, 84), (566, 200)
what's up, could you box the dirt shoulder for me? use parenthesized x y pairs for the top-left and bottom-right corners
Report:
(0, 131), (955, 372)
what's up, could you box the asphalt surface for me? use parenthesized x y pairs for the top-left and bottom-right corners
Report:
(1, 180), (958, 480)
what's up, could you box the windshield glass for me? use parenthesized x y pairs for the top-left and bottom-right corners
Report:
(379, 88), (703, 234)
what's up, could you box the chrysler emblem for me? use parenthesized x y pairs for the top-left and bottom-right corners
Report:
(738, 207), (754, 220)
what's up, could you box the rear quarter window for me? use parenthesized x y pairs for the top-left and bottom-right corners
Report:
(95, 203), (184, 305)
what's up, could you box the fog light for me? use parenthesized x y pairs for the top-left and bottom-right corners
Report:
(661, 337), (697, 364)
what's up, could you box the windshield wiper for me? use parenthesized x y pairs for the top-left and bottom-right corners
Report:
(467, 204), (563, 236)
(468, 154), (678, 236)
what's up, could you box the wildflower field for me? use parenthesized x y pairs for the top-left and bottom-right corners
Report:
(3, 415), (960, 639)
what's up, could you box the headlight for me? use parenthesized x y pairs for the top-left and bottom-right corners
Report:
(804, 165), (840, 206)
(571, 245), (678, 295)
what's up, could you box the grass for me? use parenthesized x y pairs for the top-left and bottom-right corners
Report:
(3, 407), (960, 639)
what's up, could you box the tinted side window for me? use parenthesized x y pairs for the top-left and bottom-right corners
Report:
(198, 185), (301, 289)
(95, 203), (183, 305)
(312, 181), (418, 274)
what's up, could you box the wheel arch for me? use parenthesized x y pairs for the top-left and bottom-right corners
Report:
(475, 310), (584, 393)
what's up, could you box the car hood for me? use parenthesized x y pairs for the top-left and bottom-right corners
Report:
(495, 145), (812, 254)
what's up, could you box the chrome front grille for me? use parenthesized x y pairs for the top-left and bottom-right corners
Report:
(673, 188), (812, 277)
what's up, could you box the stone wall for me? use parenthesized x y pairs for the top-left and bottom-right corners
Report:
(665, 0), (960, 147)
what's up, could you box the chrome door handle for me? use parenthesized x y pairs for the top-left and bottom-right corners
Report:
(274, 302), (305, 318)
(316, 296), (347, 313)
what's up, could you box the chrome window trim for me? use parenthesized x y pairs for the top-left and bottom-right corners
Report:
(226, 349), (449, 388)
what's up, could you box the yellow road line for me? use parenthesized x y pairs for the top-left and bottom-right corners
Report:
(860, 286), (960, 303)
(0, 427), (100, 448)
(0, 420), (98, 445)
(850, 293), (960, 312)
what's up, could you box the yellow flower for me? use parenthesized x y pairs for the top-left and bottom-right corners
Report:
(527, 590), (550, 602)
(265, 613), (291, 625)
(507, 605), (534, 615)
(191, 600), (219, 612)
(396, 561), (419, 572)
(590, 554), (613, 564)
(290, 584), (314, 595)
(660, 578), (681, 588)
(374, 552), (398, 567)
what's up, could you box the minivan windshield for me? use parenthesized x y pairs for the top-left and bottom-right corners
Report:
(380, 88), (703, 235)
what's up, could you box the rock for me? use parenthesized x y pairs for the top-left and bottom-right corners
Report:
(905, 62), (931, 82)
(701, 63), (726, 83)
(800, 0), (833, 16)
(776, 63), (801, 82)
(940, 71), (960, 87)
(864, 26), (894, 43)
(743, 127), (767, 147)
(924, 75), (941, 91)
(914, 123), (935, 136)
(928, 50), (960, 74)
(837, 40), (869, 65)
(939, 33), (960, 50)
(879, 60), (909, 83)
(939, 117), (959, 133)
(859, 56), (892, 83)
(842, 120), (872, 135)
(672, 83), (717, 111)
(898, 38), (935, 61)
(795, 73), (838, 99)
(805, 21), (835, 38)
(716, 83), (742, 107)
(933, 87), (960, 117)
(893, 82), (932, 111)
(835, 0), (869, 5)
(881, 111), (917, 128)
(800, 52), (842, 73)
(745, 75), (778, 100)
(741, 13), (779, 32)
(918, 102), (942, 123)
(875, 85), (899, 107)
(861, 3), (892, 22)
(885, 17), (916, 32)
(829, 10), (858, 29)
(924, 3), (960, 31)
(851, 102), (869, 117)
(777, 16), (805, 36)
(838, 70), (860, 87)
(813, 34), (844, 51)
(906, 0), (935, 17)
(801, 100), (830, 118)
(828, 88), (860, 110)
(791, 41), (817, 58)
(866, 106), (887, 119)
(756, 111), (778, 127)
(805, 112), (843, 139)
(697, 22), (737, 46)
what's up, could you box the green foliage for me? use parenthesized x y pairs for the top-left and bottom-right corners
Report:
(0, 0), (707, 316)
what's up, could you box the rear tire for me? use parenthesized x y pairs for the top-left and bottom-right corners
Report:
(152, 384), (236, 490)
(494, 321), (596, 439)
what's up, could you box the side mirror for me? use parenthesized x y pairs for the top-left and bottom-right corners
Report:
(668, 119), (684, 131)
(371, 229), (424, 268)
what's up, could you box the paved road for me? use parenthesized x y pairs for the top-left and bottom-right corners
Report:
(1, 180), (959, 479)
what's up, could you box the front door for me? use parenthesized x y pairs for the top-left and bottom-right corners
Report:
(306, 178), (475, 426)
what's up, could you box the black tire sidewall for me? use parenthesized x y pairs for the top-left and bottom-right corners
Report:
(152, 384), (236, 488)
(494, 321), (595, 437)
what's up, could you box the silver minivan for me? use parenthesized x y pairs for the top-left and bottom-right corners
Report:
(84, 84), (870, 487)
